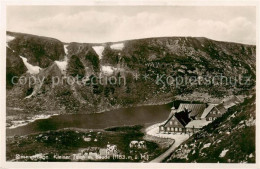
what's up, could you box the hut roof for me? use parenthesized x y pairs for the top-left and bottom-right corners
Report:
(177, 103), (206, 118)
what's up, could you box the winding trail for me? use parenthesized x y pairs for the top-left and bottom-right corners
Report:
(150, 140), (176, 163)
(149, 135), (189, 163)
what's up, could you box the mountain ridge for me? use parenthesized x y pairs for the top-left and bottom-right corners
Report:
(7, 31), (256, 47)
(6, 31), (256, 117)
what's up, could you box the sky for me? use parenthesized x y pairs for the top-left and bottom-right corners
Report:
(7, 6), (256, 45)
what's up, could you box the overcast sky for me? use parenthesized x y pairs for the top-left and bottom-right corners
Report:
(7, 6), (256, 44)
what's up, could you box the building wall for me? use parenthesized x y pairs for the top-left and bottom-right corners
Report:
(206, 107), (222, 121)
(159, 126), (186, 133)
(206, 116), (218, 121)
(159, 126), (202, 134)
(186, 127), (200, 133)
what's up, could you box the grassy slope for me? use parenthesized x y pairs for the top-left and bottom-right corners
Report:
(6, 125), (167, 162)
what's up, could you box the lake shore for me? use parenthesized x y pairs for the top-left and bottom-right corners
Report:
(7, 114), (60, 129)
(6, 92), (229, 133)
(6, 99), (173, 130)
(6, 103), (172, 137)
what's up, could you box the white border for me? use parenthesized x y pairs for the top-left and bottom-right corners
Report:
(0, 0), (259, 169)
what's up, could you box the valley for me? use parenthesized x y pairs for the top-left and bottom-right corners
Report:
(5, 31), (256, 163)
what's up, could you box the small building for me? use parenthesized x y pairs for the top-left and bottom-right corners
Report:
(200, 104), (227, 121)
(159, 96), (242, 134)
(159, 109), (191, 133)
(201, 96), (242, 121)
(129, 140), (146, 149)
(106, 144), (118, 156)
(138, 141), (146, 149)
(129, 141), (139, 148)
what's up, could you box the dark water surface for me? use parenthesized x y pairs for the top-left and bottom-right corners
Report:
(6, 103), (172, 136)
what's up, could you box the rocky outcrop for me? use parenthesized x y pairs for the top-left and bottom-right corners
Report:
(6, 47), (27, 89)
(7, 31), (65, 68)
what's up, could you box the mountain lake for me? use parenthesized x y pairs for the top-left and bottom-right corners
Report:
(6, 103), (173, 136)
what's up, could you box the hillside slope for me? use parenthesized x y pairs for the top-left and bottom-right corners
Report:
(165, 94), (255, 163)
(6, 31), (256, 115)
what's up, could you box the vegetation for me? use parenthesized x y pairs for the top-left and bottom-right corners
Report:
(67, 55), (85, 79)
(7, 125), (166, 162)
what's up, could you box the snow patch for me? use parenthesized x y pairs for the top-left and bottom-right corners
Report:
(217, 140), (222, 143)
(55, 60), (68, 74)
(20, 56), (41, 74)
(6, 44), (11, 49)
(202, 143), (211, 149)
(83, 137), (91, 142)
(6, 35), (15, 43)
(92, 46), (104, 59)
(101, 65), (124, 75)
(55, 45), (69, 74)
(25, 90), (36, 99)
(219, 149), (229, 158)
(245, 117), (255, 126)
(110, 43), (124, 50)
(249, 153), (254, 158)
(64, 45), (69, 55)
(8, 114), (51, 129)
(101, 66), (114, 75)
(6, 35), (15, 48)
